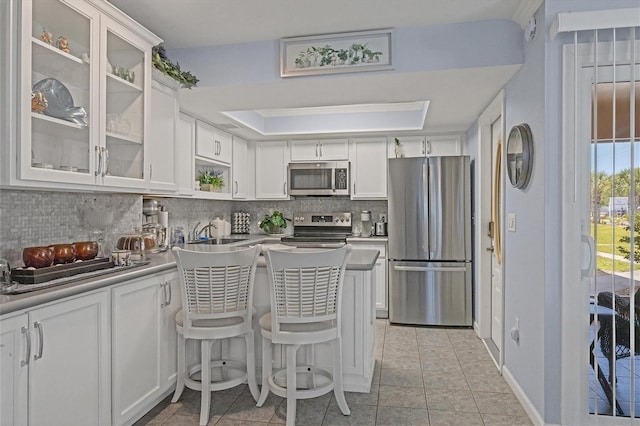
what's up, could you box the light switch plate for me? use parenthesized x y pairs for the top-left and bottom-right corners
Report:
(507, 213), (516, 232)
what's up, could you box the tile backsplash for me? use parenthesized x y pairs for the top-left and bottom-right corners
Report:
(0, 189), (386, 266)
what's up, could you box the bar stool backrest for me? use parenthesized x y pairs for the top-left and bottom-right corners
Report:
(264, 245), (351, 335)
(172, 246), (261, 329)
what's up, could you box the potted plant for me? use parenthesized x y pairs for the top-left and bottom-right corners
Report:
(198, 171), (224, 192)
(258, 210), (290, 234)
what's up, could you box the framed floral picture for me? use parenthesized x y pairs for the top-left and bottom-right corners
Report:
(280, 29), (393, 77)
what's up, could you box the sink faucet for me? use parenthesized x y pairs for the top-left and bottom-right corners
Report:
(195, 221), (219, 240)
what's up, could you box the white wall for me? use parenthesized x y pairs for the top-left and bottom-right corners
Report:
(501, 2), (547, 419)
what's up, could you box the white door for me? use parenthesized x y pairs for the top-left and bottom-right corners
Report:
(490, 119), (504, 357)
(350, 137), (387, 199)
(29, 291), (111, 426)
(255, 141), (289, 199)
(561, 27), (639, 424)
(112, 275), (164, 425)
(0, 314), (28, 426)
(147, 81), (178, 191)
(232, 136), (248, 199)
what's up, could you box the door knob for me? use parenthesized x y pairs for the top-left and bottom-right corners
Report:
(486, 246), (495, 252)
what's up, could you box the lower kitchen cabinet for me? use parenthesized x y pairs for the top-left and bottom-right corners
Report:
(111, 270), (180, 425)
(0, 290), (111, 426)
(348, 239), (388, 318)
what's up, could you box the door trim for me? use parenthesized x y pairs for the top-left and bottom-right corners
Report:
(475, 90), (505, 355)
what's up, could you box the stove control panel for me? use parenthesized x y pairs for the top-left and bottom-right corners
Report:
(293, 212), (352, 227)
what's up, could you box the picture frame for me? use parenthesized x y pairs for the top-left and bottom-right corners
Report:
(280, 29), (393, 78)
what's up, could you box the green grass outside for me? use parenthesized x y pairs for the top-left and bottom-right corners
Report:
(591, 223), (634, 272)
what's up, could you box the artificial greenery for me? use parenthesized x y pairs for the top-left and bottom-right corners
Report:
(152, 44), (199, 89)
(197, 171), (224, 188)
(258, 210), (290, 234)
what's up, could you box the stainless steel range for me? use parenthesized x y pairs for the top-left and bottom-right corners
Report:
(281, 212), (352, 248)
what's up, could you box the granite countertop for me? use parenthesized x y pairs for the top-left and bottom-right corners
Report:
(0, 235), (379, 316)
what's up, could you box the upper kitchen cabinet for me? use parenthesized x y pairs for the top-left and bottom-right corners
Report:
(232, 136), (249, 199)
(195, 121), (232, 164)
(255, 141), (289, 200)
(14, 0), (160, 190)
(147, 77), (179, 191)
(350, 137), (387, 200)
(289, 138), (348, 162)
(388, 134), (463, 158)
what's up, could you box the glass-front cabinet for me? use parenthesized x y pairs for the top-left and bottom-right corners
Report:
(18, 0), (160, 189)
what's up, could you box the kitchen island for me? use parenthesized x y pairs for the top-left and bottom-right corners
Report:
(0, 237), (378, 425)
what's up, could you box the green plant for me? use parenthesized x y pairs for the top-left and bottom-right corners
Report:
(197, 171), (224, 187)
(395, 137), (400, 146)
(258, 210), (290, 234)
(152, 44), (199, 89)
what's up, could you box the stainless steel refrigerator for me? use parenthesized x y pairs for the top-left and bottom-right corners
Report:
(388, 156), (472, 326)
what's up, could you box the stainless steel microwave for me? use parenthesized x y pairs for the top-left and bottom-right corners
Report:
(288, 162), (350, 196)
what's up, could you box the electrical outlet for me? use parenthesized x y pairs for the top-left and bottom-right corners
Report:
(507, 213), (516, 232)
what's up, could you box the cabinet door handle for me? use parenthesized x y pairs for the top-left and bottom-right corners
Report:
(21, 326), (30, 367)
(149, 164), (153, 180)
(34, 321), (43, 361)
(102, 148), (109, 177)
(283, 182), (287, 195)
(166, 281), (172, 305)
(95, 146), (102, 176)
(426, 141), (432, 155)
(160, 282), (167, 307)
(422, 140), (426, 155)
(234, 181), (238, 194)
(320, 143), (323, 157)
(353, 181), (356, 195)
(316, 144), (319, 158)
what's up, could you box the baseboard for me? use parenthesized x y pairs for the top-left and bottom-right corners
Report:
(502, 365), (545, 426)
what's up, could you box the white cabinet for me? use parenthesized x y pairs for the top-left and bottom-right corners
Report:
(255, 141), (289, 199)
(161, 271), (181, 390)
(350, 137), (387, 200)
(15, 0), (160, 190)
(0, 313), (28, 426)
(111, 271), (178, 425)
(347, 240), (388, 318)
(290, 138), (348, 162)
(195, 121), (232, 164)
(147, 79), (178, 191)
(176, 113), (196, 194)
(0, 290), (111, 426)
(426, 134), (463, 156)
(388, 134), (463, 158)
(232, 136), (248, 199)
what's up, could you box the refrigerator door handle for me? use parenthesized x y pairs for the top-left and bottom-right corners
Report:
(393, 265), (467, 273)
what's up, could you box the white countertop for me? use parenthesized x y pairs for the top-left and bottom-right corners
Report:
(0, 235), (379, 316)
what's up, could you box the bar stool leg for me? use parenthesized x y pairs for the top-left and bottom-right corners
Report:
(200, 340), (212, 426)
(333, 336), (350, 415)
(257, 335), (272, 407)
(286, 344), (299, 426)
(172, 333), (186, 403)
(245, 331), (260, 401)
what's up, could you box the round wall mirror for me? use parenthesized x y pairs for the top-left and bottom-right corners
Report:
(506, 123), (534, 189)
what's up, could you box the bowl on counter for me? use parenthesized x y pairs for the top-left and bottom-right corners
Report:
(23, 246), (54, 268)
(48, 243), (76, 264)
(74, 241), (99, 260)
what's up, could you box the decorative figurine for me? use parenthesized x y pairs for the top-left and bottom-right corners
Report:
(56, 36), (70, 54)
(40, 27), (53, 45)
(31, 91), (48, 113)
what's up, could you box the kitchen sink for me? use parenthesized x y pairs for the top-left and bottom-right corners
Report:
(188, 238), (247, 245)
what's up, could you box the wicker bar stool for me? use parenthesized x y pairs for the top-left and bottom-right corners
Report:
(172, 246), (261, 426)
(256, 245), (352, 426)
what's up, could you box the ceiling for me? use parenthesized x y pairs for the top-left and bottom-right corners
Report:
(108, 0), (541, 139)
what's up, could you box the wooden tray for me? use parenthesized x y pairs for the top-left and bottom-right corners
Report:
(11, 257), (115, 284)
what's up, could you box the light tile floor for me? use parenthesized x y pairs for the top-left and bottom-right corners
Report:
(135, 320), (532, 425)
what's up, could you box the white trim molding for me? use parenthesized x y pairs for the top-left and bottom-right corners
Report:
(502, 366), (545, 426)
